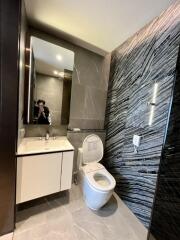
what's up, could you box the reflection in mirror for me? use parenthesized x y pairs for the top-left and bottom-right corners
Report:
(25, 36), (74, 126)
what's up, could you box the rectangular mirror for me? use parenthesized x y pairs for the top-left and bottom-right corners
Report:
(24, 36), (74, 126)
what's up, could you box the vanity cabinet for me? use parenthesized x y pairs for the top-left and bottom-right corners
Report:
(61, 151), (74, 191)
(16, 151), (74, 204)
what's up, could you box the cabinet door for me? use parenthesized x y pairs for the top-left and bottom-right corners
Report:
(60, 151), (74, 191)
(16, 153), (62, 204)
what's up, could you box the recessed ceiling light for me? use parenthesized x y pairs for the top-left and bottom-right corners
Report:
(56, 55), (62, 61)
(53, 70), (58, 75)
(59, 72), (64, 78)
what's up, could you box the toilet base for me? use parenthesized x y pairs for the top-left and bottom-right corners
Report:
(83, 176), (114, 210)
(78, 168), (115, 211)
(85, 198), (102, 211)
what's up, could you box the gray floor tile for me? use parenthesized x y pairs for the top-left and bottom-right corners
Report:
(14, 184), (147, 240)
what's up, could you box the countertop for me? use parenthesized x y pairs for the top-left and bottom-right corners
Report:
(17, 136), (74, 156)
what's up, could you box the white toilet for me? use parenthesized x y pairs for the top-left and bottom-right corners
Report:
(77, 134), (116, 210)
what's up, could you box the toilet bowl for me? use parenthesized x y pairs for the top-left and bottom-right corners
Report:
(77, 134), (116, 210)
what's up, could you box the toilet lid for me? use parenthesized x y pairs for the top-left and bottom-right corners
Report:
(82, 134), (103, 164)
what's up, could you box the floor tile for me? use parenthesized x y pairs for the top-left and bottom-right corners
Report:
(14, 184), (147, 240)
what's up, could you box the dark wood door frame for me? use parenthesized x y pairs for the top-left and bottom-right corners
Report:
(0, 0), (21, 236)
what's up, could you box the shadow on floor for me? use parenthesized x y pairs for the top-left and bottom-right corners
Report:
(95, 195), (118, 217)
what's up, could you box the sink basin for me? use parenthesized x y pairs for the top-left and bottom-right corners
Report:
(17, 137), (74, 155)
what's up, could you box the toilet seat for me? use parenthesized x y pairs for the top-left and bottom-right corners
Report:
(85, 167), (116, 192)
(82, 162), (104, 174)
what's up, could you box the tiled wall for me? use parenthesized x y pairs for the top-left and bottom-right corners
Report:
(24, 124), (67, 138)
(148, 48), (180, 240)
(103, 1), (180, 227)
(69, 52), (110, 129)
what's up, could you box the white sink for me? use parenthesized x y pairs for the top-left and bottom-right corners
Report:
(17, 137), (74, 155)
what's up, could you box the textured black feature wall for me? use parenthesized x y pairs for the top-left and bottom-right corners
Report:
(103, 2), (180, 227)
(0, 0), (21, 235)
(148, 48), (180, 240)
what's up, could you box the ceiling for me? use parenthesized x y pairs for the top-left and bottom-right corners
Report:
(32, 36), (74, 77)
(25, 0), (175, 54)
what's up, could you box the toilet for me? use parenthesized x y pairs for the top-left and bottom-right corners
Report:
(77, 134), (116, 210)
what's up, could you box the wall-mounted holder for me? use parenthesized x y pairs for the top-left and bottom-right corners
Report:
(147, 102), (157, 106)
(133, 134), (141, 153)
(148, 82), (158, 126)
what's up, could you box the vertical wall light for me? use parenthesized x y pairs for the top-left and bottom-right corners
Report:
(149, 82), (158, 126)
(27, 38), (33, 124)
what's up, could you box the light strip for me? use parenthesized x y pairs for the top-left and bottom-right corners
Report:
(149, 105), (155, 126)
(27, 38), (33, 123)
(152, 83), (158, 104)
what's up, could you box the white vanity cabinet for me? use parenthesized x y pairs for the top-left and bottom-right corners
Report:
(61, 151), (74, 191)
(16, 151), (74, 204)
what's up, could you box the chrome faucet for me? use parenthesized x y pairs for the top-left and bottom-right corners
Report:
(45, 131), (50, 140)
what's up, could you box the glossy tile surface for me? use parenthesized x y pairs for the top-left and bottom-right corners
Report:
(103, 1), (180, 227)
(148, 40), (180, 240)
(14, 184), (147, 240)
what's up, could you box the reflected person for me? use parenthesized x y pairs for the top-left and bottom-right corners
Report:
(34, 99), (50, 124)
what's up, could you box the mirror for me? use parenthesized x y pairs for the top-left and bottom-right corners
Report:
(24, 36), (74, 126)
